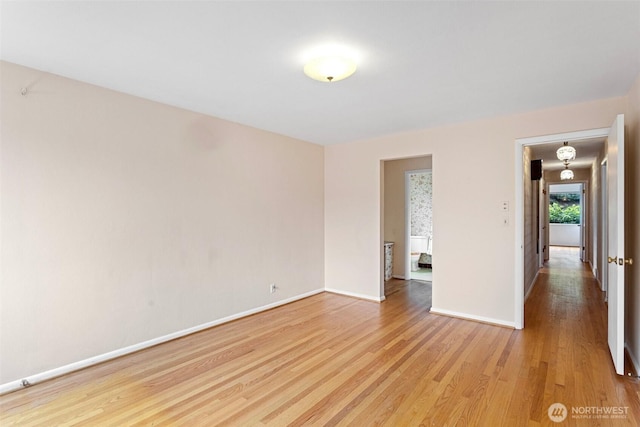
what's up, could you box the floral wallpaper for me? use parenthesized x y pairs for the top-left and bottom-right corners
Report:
(384, 242), (394, 281)
(410, 172), (432, 263)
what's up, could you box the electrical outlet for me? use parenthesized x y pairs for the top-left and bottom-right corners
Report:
(270, 283), (276, 293)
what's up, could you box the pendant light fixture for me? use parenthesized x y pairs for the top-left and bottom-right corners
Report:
(556, 141), (576, 162)
(560, 163), (574, 180)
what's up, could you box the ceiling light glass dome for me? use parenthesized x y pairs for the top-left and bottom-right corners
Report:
(560, 168), (574, 180)
(556, 141), (576, 162)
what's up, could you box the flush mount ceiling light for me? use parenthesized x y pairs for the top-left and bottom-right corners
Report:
(304, 55), (356, 82)
(302, 44), (359, 83)
(556, 141), (576, 162)
(560, 163), (574, 180)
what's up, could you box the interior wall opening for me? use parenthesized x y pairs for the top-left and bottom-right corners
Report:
(515, 127), (609, 329)
(381, 155), (432, 303)
(547, 182), (585, 261)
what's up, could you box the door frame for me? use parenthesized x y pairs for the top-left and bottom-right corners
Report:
(514, 127), (609, 329)
(601, 159), (608, 297)
(545, 181), (588, 257)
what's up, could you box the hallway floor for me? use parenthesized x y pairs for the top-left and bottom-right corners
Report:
(523, 244), (640, 421)
(410, 267), (432, 281)
(545, 245), (636, 376)
(547, 245), (582, 268)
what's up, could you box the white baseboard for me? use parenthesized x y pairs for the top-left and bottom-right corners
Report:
(595, 276), (603, 291)
(0, 288), (324, 395)
(392, 275), (406, 280)
(588, 261), (604, 291)
(324, 288), (385, 303)
(430, 307), (516, 328)
(524, 270), (540, 302)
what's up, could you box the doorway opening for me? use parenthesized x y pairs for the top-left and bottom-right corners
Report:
(547, 182), (585, 262)
(517, 115), (627, 375)
(381, 155), (433, 301)
(514, 126), (610, 329)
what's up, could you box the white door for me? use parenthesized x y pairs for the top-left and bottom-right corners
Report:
(538, 182), (545, 267)
(601, 161), (608, 296)
(606, 114), (626, 376)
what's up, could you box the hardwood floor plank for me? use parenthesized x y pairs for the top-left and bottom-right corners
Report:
(315, 317), (451, 426)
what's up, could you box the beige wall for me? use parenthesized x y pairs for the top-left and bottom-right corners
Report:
(325, 96), (625, 325)
(625, 74), (640, 372)
(383, 156), (432, 279)
(0, 62), (325, 384)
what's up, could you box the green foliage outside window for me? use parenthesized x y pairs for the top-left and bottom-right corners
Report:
(549, 192), (581, 224)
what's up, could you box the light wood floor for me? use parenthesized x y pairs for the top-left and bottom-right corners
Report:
(384, 277), (432, 300)
(1, 249), (639, 426)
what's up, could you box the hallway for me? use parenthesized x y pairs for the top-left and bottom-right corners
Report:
(546, 245), (583, 268)
(522, 245), (640, 424)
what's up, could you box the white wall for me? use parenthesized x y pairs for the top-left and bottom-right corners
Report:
(550, 183), (581, 193)
(325, 96), (626, 326)
(549, 224), (581, 246)
(0, 62), (325, 385)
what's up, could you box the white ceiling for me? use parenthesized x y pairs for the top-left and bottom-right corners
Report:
(1, 1), (639, 145)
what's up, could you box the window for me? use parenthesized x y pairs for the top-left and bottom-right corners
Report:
(549, 192), (580, 224)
